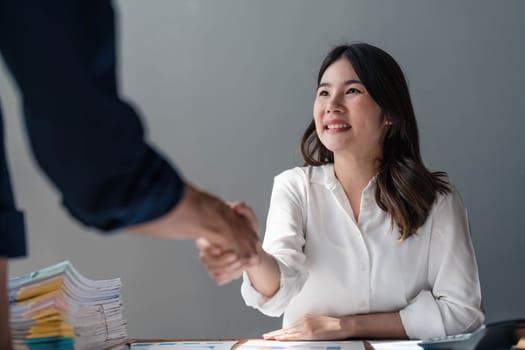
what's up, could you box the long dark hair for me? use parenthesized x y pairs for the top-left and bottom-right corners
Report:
(301, 43), (450, 240)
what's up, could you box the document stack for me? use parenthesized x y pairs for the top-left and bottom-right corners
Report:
(8, 260), (128, 350)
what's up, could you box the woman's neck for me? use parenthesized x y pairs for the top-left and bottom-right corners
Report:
(333, 151), (381, 222)
(333, 152), (380, 192)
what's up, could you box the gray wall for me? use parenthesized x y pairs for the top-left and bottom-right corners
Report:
(2, 0), (524, 339)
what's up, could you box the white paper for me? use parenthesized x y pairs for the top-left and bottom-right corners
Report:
(130, 340), (238, 350)
(237, 339), (365, 350)
(368, 340), (422, 350)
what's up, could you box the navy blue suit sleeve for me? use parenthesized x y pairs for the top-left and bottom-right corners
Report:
(0, 0), (185, 231)
(0, 109), (26, 257)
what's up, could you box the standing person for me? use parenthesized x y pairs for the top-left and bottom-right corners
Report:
(0, 1), (258, 348)
(198, 43), (484, 340)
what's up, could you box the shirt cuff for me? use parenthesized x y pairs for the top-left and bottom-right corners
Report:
(399, 289), (446, 340)
(0, 211), (26, 257)
(241, 259), (308, 317)
(64, 157), (185, 231)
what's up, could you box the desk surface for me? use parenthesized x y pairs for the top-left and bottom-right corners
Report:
(109, 337), (525, 350)
(111, 339), (376, 350)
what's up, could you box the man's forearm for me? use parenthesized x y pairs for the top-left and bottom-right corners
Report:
(0, 258), (12, 350)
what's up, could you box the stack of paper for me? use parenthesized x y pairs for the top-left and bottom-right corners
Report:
(8, 261), (128, 350)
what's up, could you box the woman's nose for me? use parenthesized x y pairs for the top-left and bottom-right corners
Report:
(326, 97), (343, 114)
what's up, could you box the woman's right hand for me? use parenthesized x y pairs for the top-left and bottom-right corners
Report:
(196, 238), (249, 285)
(196, 202), (262, 285)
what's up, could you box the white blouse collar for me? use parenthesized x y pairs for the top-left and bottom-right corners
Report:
(310, 163), (377, 192)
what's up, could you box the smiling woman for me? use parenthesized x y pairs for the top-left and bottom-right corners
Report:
(197, 43), (484, 341)
(302, 44), (451, 240)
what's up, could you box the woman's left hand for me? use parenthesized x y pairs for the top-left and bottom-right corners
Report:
(263, 314), (349, 341)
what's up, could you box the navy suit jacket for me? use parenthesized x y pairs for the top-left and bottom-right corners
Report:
(0, 0), (185, 257)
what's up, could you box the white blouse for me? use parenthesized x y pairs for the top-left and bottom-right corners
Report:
(241, 164), (484, 340)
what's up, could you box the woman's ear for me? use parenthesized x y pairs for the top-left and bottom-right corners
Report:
(383, 113), (393, 125)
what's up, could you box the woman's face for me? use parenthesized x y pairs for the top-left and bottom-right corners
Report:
(313, 58), (388, 158)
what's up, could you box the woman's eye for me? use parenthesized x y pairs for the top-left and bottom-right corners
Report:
(318, 90), (329, 97)
(346, 88), (360, 94)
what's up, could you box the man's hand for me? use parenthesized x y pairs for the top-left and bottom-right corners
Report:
(0, 258), (13, 350)
(263, 314), (348, 341)
(128, 183), (259, 264)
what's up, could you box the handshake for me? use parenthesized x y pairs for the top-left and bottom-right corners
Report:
(196, 201), (261, 285)
(129, 182), (264, 285)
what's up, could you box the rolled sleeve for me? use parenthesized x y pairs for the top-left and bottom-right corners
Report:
(241, 168), (309, 317)
(241, 258), (308, 317)
(400, 290), (445, 339)
(402, 188), (484, 339)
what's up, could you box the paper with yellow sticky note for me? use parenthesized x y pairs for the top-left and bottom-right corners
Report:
(9, 260), (127, 350)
